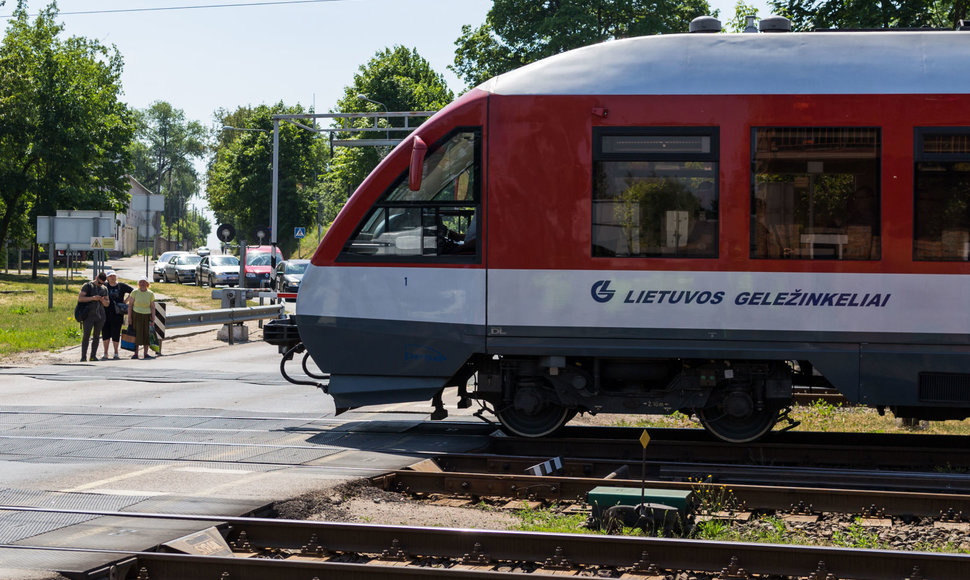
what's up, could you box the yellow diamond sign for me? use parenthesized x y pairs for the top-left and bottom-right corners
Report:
(639, 429), (650, 448)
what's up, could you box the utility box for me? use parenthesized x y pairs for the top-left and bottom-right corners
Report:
(587, 486), (692, 520)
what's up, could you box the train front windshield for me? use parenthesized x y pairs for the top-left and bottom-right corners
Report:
(341, 130), (480, 259)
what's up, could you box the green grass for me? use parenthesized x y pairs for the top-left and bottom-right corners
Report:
(694, 515), (813, 546)
(152, 278), (225, 310)
(0, 273), (88, 356)
(0, 270), (224, 358)
(612, 400), (970, 436)
(509, 504), (970, 555)
(510, 503), (594, 534)
(831, 518), (889, 550)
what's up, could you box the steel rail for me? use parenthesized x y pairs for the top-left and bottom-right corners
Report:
(435, 452), (970, 493)
(0, 545), (569, 580)
(1, 506), (967, 579)
(492, 427), (970, 469)
(375, 469), (970, 517)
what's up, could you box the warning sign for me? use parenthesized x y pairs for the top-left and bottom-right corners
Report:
(90, 237), (115, 250)
(639, 430), (651, 448)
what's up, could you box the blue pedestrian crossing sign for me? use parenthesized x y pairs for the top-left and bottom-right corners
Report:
(294, 227), (306, 239)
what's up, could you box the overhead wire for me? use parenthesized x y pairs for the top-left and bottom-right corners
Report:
(1, 0), (352, 18)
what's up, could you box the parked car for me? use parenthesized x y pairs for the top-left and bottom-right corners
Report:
(272, 259), (309, 298)
(243, 245), (285, 288)
(196, 254), (240, 287)
(164, 253), (202, 284)
(153, 251), (189, 282)
(196, 246), (211, 257)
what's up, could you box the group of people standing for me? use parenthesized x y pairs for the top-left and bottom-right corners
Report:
(76, 271), (156, 361)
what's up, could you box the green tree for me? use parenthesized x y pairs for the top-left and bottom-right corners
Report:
(769, 0), (967, 30)
(129, 101), (206, 250)
(727, 0), (761, 32)
(0, 1), (133, 270)
(451, 0), (713, 88)
(206, 103), (324, 258)
(161, 206), (211, 250)
(324, 46), (453, 216)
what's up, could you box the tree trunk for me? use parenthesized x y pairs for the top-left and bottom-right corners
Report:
(31, 242), (39, 279)
(0, 189), (25, 261)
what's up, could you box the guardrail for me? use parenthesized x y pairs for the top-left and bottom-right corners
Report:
(164, 304), (284, 329)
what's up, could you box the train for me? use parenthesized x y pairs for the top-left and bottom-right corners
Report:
(269, 16), (970, 443)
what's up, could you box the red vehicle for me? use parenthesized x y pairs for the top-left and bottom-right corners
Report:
(275, 18), (970, 442)
(243, 245), (285, 288)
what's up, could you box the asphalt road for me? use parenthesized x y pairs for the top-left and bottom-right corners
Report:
(0, 335), (488, 578)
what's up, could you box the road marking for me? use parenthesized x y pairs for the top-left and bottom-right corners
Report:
(77, 489), (168, 497)
(62, 464), (171, 493)
(174, 467), (254, 475)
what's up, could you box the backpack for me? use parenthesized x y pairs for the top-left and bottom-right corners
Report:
(74, 301), (89, 323)
(74, 281), (102, 323)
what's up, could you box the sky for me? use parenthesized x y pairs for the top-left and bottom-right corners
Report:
(2, 0), (770, 248)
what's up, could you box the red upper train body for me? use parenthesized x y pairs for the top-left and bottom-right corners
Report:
(294, 26), (970, 442)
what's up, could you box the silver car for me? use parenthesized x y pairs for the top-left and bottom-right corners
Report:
(196, 254), (240, 287)
(153, 251), (189, 282)
(164, 253), (202, 284)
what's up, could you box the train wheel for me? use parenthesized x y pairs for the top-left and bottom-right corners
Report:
(495, 385), (571, 438)
(697, 395), (781, 443)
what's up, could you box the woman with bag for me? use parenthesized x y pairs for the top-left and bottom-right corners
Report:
(126, 276), (156, 360)
(100, 271), (134, 360)
(77, 272), (109, 362)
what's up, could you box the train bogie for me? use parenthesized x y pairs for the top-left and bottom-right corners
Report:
(282, 20), (970, 443)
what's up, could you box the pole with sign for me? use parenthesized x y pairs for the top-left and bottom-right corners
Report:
(37, 215), (114, 309)
(639, 430), (650, 509)
(294, 227), (305, 258)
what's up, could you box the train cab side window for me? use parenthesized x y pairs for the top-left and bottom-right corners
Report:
(592, 128), (718, 258)
(751, 127), (881, 260)
(914, 128), (970, 261)
(340, 130), (481, 261)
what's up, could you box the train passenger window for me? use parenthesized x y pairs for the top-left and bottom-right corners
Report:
(340, 130), (480, 260)
(592, 128), (718, 258)
(914, 128), (970, 261)
(751, 128), (881, 260)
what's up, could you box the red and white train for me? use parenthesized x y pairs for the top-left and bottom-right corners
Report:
(282, 18), (970, 442)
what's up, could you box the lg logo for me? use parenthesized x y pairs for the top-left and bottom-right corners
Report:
(590, 280), (615, 303)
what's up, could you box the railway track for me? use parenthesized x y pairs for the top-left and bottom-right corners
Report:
(489, 426), (970, 470)
(433, 451), (970, 493)
(375, 455), (970, 518)
(2, 506), (968, 579)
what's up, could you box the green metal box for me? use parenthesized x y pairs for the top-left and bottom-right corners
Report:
(587, 486), (692, 519)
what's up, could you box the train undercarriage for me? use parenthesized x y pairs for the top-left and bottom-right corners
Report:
(454, 354), (970, 442)
(464, 356), (805, 443)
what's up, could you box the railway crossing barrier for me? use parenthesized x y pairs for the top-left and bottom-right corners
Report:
(211, 288), (292, 308)
(153, 297), (284, 347)
(153, 302), (166, 354)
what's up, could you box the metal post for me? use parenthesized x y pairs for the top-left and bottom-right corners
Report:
(239, 241), (247, 290)
(47, 219), (54, 310)
(271, 118), (280, 269)
(145, 208), (151, 278)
